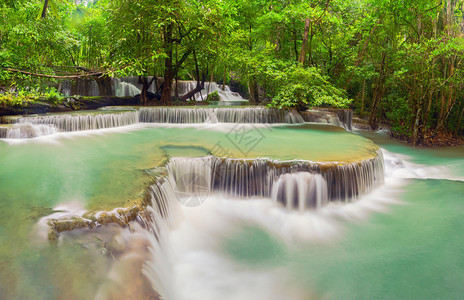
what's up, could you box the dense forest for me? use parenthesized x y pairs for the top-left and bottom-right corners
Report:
(1, 0), (464, 145)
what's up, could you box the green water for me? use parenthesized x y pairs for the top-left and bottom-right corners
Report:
(291, 179), (464, 300)
(223, 132), (464, 300)
(0, 123), (374, 299)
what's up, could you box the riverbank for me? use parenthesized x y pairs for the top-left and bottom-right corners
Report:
(353, 117), (464, 147)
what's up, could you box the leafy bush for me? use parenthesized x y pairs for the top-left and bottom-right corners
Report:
(265, 65), (351, 110)
(206, 91), (220, 102)
(385, 96), (412, 138)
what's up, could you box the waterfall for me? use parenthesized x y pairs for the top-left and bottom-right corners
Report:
(271, 173), (328, 210)
(142, 177), (180, 300)
(14, 111), (139, 132)
(337, 109), (353, 132)
(60, 79), (100, 97)
(58, 77), (248, 103)
(0, 123), (58, 139)
(302, 109), (353, 131)
(139, 107), (304, 124)
(164, 151), (384, 209)
(140, 150), (384, 297)
(116, 81), (141, 97)
(173, 81), (248, 103)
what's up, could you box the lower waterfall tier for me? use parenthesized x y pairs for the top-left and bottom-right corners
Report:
(166, 152), (384, 209)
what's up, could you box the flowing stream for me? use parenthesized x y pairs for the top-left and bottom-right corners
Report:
(0, 111), (462, 299)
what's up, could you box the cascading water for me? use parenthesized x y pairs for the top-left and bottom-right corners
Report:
(138, 107), (304, 124)
(142, 177), (180, 300)
(0, 123), (58, 139)
(173, 81), (248, 103)
(301, 109), (353, 131)
(271, 172), (328, 210)
(139, 148), (384, 299)
(60, 79), (100, 97)
(60, 77), (248, 104)
(113, 78), (141, 97)
(14, 111), (139, 132)
(165, 152), (384, 208)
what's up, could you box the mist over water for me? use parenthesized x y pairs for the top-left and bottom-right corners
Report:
(0, 116), (462, 299)
(141, 136), (464, 300)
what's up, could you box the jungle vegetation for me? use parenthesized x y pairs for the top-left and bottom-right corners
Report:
(1, 0), (464, 145)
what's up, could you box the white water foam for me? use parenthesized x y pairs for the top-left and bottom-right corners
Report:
(139, 146), (464, 300)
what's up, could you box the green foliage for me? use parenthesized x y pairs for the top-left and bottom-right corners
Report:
(385, 96), (412, 138)
(0, 91), (37, 107)
(269, 66), (350, 109)
(206, 91), (220, 102)
(1, 0), (464, 140)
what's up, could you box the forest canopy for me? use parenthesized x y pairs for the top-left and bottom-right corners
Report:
(1, 0), (464, 145)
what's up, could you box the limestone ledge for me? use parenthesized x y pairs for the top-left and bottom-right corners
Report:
(46, 147), (383, 240)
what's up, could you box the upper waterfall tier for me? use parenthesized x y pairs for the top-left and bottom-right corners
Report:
(302, 109), (353, 131)
(59, 77), (249, 103)
(138, 107), (304, 123)
(14, 111), (139, 132)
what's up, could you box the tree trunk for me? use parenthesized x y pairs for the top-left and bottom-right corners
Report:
(411, 106), (422, 146)
(361, 79), (366, 113)
(139, 75), (156, 105)
(161, 23), (173, 105)
(248, 77), (259, 104)
(298, 18), (311, 64)
(455, 102), (464, 136)
(222, 65), (227, 91)
(368, 81), (384, 130)
(41, 0), (50, 19)
(180, 51), (205, 101)
(368, 55), (387, 130)
(293, 30), (299, 62)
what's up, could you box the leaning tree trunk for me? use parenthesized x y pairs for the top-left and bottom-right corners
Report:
(180, 51), (205, 101)
(41, 0), (50, 19)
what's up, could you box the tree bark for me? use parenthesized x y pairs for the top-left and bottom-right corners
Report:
(368, 54), (387, 130)
(411, 107), (421, 146)
(139, 75), (156, 105)
(248, 77), (259, 104)
(455, 102), (464, 136)
(41, 0), (49, 19)
(298, 18), (311, 64)
(161, 22), (174, 105)
(180, 51), (205, 101)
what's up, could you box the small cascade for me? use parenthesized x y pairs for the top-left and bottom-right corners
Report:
(337, 109), (353, 132)
(60, 81), (72, 96)
(173, 81), (248, 103)
(60, 79), (100, 97)
(142, 177), (180, 300)
(301, 109), (353, 131)
(139, 107), (210, 123)
(139, 107), (304, 124)
(164, 151), (384, 208)
(0, 123), (58, 139)
(14, 111), (139, 132)
(205, 110), (219, 124)
(166, 157), (213, 207)
(116, 81), (141, 97)
(271, 173), (328, 210)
